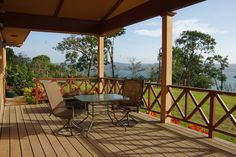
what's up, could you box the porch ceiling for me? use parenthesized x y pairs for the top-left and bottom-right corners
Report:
(0, 0), (205, 47)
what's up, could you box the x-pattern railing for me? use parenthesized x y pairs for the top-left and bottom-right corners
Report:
(142, 82), (161, 114)
(167, 85), (236, 138)
(35, 77), (99, 103)
(34, 77), (235, 140)
(101, 77), (123, 94)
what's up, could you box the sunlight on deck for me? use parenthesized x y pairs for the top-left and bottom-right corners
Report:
(0, 104), (235, 157)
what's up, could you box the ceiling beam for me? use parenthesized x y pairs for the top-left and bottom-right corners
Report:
(101, 0), (124, 22)
(54, 0), (64, 17)
(99, 0), (205, 33)
(0, 12), (100, 34)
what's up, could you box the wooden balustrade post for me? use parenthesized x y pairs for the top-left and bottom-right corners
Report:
(160, 12), (175, 123)
(209, 92), (216, 138)
(69, 79), (72, 92)
(148, 84), (151, 112)
(114, 80), (117, 93)
(185, 89), (188, 120)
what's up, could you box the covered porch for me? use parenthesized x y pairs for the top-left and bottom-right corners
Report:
(0, 0), (235, 156)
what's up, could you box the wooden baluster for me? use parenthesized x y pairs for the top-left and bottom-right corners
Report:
(114, 80), (117, 94)
(148, 84), (151, 112)
(185, 89), (188, 121)
(209, 92), (216, 138)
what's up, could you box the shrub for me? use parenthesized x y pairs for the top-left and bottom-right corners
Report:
(23, 87), (36, 104)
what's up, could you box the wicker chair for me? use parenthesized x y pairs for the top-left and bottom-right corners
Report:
(43, 82), (84, 136)
(114, 79), (144, 128)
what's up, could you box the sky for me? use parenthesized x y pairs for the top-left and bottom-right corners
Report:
(12, 0), (236, 64)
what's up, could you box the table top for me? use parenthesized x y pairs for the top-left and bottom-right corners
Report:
(74, 94), (129, 103)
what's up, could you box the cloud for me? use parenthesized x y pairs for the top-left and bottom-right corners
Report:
(134, 19), (226, 38)
(174, 19), (226, 36)
(144, 22), (161, 27)
(134, 29), (161, 37)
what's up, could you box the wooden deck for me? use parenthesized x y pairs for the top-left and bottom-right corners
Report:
(0, 104), (235, 157)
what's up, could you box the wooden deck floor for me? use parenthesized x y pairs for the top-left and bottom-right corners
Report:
(0, 104), (235, 157)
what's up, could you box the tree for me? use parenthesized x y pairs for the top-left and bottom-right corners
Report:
(6, 48), (35, 95)
(205, 55), (229, 90)
(106, 28), (126, 78)
(31, 55), (51, 77)
(174, 30), (216, 87)
(55, 35), (110, 77)
(128, 58), (144, 79)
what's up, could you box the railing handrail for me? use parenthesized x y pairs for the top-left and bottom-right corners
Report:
(168, 85), (236, 96)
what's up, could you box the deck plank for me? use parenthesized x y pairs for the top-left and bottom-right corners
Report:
(9, 106), (22, 157)
(15, 105), (34, 157)
(35, 104), (82, 157)
(1, 104), (235, 157)
(29, 104), (70, 157)
(39, 104), (105, 157)
(0, 106), (10, 157)
(20, 105), (46, 157)
(24, 105), (58, 157)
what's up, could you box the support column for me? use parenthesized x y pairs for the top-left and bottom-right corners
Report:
(160, 12), (175, 123)
(0, 43), (6, 112)
(98, 36), (104, 94)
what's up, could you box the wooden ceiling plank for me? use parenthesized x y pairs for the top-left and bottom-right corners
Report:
(101, 0), (124, 21)
(100, 0), (205, 33)
(54, 0), (64, 17)
(0, 12), (100, 34)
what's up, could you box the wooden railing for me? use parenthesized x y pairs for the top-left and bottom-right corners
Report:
(35, 77), (99, 103)
(34, 77), (236, 141)
(167, 85), (236, 139)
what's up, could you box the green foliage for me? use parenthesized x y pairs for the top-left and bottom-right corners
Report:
(55, 35), (111, 76)
(174, 30), (216, 87)
(55, 29), (126, 77)
(31, 55), (51, 77)
(6, 48), (35, 95)
(205, 55), (229, 90)
(6, 48), (71, 96)
(170, 30), (229, 89)
(23, 87), (36, 104)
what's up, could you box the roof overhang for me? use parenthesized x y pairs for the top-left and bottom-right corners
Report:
(0, 0), (205, 47)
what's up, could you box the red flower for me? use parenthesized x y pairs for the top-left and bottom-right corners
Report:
(171, 118), (180, 125)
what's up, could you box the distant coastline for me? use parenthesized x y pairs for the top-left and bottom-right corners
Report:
(104, 63), (236, 91)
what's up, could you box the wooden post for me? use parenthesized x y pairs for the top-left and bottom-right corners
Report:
(0, 41), (6, 112)
(98, 36), (104, 94)
(160, 12), (175, 123)
(209, 92), (216, 138)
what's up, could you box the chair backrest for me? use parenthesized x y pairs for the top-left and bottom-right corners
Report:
(122, 79), (144, 103)
(42, 81), (65, 111)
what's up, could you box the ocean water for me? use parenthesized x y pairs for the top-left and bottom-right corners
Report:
(105, 63), (236, 91)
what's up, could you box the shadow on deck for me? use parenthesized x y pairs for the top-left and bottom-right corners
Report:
(0, 103), (235, 157)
